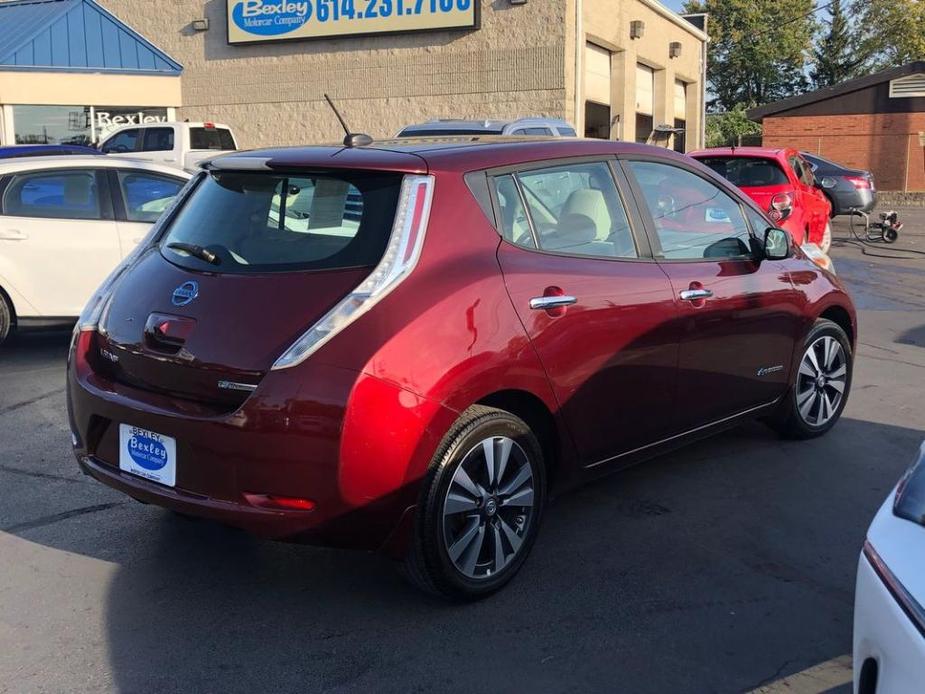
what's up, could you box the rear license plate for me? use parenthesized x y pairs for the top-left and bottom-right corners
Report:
(119, 424), (177, 488)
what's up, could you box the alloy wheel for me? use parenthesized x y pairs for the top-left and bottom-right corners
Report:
(441, 436), (535, 580)
(795, 335), (847, 427)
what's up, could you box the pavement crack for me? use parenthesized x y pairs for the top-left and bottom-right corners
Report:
(0, 388), (66, 415)
(0, 463), (88, 485)
(745, 658), (793, 692)
(2, 502), (126, 533)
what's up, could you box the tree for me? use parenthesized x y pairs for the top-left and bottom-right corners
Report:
(705, 106), (763, 147)
(683, 0), (817, 111)
(811, 0), (865, 88)
(851, 0), (925, 69)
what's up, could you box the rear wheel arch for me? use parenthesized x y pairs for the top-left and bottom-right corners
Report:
(476, 389), (560, 487)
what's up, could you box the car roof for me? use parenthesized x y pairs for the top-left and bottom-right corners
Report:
(689, 147), (793, 159)
(0, 155), (192, 177)
(210, 137), (691, 174)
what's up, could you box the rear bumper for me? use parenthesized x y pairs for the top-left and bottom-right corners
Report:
(67, 332), (452, 552)
(832, 188), (876, 215)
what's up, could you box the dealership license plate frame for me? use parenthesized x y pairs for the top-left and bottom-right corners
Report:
(118, 424), (177, 488)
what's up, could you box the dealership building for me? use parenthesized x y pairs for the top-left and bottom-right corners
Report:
(0, 0), (707, 150)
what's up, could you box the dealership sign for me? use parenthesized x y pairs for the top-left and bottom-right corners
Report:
(227, 0), (477, 43)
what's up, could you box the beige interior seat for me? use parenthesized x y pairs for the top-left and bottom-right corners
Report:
(561, 189), (611, 240)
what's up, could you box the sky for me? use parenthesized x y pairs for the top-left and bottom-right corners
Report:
(662, 0), (688, 11)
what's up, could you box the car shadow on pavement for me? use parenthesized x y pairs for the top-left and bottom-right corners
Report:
(4, 412), (921, 692)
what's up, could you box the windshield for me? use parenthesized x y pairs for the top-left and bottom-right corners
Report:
(160, 171), (402, 274)
(698, 157), (789, 187)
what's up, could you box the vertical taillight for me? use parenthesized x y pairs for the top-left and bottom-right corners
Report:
(768, 192), (793, 223)
(271, 175), (435, 371)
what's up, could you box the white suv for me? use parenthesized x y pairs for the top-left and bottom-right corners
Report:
(0, 156), (190, 344)
(396, 117), (577, 137)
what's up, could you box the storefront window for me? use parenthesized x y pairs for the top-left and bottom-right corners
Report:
(12, 105), (170, 145)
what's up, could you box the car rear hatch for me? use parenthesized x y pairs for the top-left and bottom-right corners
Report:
(94, 158), (418, 411)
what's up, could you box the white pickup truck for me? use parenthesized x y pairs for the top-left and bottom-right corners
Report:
(99, 121), (238, 173)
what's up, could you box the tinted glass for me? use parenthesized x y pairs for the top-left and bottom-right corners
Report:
(103, 130), (139, 154)
(118, 171), (184, 223)
(397, 128), (503, 137)
(494, 174), (534, 248)
(161, 171), (401, 274)
(142, 128), (175, 152)
(513, 127), (553, 136)
(793, 155), (815, 186)
(698, 157), (789, 187)
(628, 161), (752, 260)
(516, 162), (637, 259)
(1, 170), (101, 220)
(189, 128), (237, 150)
(557, 127), (578, 136)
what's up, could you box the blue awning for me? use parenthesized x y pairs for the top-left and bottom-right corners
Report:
(0, 0), (182, 74)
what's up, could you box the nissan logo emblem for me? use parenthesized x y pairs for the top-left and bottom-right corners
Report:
(171, 281), (199, 307)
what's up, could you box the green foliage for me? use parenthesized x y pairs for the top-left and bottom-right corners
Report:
(683, 0), (817, 111)
(851, 0), (925, 69)
(811, 0), (865, 88)
(705, 107), (763, 148)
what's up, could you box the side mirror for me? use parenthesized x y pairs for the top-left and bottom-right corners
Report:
(763, 227), (790, 260)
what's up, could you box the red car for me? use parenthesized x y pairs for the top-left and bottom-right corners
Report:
(68, 138), (856, 599)
(690, 147), (833, 253)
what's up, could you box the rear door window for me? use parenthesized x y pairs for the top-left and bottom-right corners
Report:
(1, 169), (102, 220)
(189, 128), (236, 150)
(141, 128), (175, 152)
(117, 171), (185, 223)
(495, 161), (638, 259)
(698, 157), (789, 187)
(160, 171), (402, 273)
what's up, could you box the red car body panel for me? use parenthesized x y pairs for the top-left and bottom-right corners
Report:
(689, 147), (832, 247)
(67, 138), (856, 554)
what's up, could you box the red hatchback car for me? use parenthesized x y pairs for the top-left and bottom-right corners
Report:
(690, 147), (833, 253)
(67, 138), (856, 598)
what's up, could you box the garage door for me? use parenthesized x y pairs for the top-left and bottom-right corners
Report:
(585, 43), (611, 105)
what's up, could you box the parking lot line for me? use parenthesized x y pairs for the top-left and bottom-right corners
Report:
(747, 655), (853, 693)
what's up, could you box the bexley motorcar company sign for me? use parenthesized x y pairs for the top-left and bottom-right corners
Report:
(227, 0), (477, 43)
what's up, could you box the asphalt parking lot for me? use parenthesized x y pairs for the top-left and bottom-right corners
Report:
(1, 209), (924, 694)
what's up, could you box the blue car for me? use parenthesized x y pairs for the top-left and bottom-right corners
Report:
(0, 144), (101, 159)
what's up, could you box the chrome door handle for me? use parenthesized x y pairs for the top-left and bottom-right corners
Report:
(679, 288), (713, 301)
(530, 295), (577, 310)
(0, 229), (27, 241)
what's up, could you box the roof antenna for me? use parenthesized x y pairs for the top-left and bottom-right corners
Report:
(324, 93), (373, 148)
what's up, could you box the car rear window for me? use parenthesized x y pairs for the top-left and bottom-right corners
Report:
(189, 128), (237, 150)
(698, 157), (789, 187)
(160, 171), (402, 274)
(398, 128), (503, 137)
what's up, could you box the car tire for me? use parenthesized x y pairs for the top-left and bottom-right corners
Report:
(0, 292), (12, 347)
(769, 318), (852, 440)
(404, 405), (546, 600)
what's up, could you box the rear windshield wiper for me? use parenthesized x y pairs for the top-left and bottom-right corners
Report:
(166, 242), (219, 265)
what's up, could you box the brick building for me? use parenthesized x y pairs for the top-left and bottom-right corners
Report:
(749, 62), (925, 192)
(0, 0), (707, 151)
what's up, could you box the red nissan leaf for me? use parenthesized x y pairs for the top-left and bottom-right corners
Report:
(67, 138), (856, 599)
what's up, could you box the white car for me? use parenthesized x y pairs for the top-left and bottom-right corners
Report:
(0, 156), (190, 344)
(854, 441), (925, 694)
(99, 121), (238, 173)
